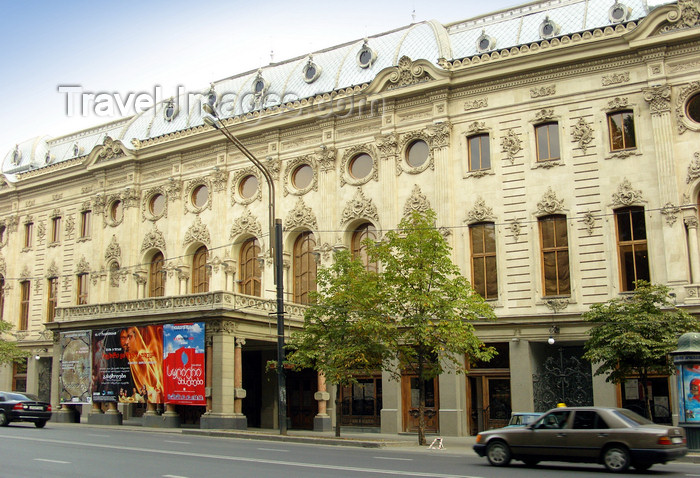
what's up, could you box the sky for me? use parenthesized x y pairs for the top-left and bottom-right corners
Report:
(0, 0), (521, 155)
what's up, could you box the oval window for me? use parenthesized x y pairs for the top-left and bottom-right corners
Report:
(192, 184), (209, 208)
(687, 93), (700, 124)
(239, 175), (259, 199)
(478, 37), (491, 51)
(110, 200), (123, 222)
(349, 153), (373, 179)
(292, 164), (313, 189)
(406, 140), (429, 168)
(305, 66), (316, 81)
(254, 80), (265, 94)
(149, 193), (165, 216)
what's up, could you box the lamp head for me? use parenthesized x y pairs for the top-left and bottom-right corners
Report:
(202, 115), (220, 129)
(202, 102), (216, 116)
(548, 336), (555, 345)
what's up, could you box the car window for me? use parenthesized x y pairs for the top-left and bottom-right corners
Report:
(7, 392), (30, 401)
(534, 410), (570, 429)
(612, 408), (653, 426)
(573, 411), (609, 429)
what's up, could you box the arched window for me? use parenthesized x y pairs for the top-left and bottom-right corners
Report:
(351, 223), (377, 272)
(239, 238), (261, 297)
(149, 251), (165, 297)
(192, 246), (209, 293)
(293, 232), (317, 304)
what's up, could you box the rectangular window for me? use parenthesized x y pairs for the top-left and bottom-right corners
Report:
(80, 210), (92, 238)
(19, 280), (30, 330)
(616, 207), (649, 291)
(12, 359), (28, 392)
(468, 134), (491, 171)
(47, 277), (58, 322)
(535, 123), (561, 161)
(539, 215), (571, 296)
(608, 111), (636, 151)
(51, 216), (61, 243)
(77, 273), (88, 305)
(24, 222), (33, 248)
(470, 223), (498, 299)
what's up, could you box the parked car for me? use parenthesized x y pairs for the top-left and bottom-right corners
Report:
(504, 412), (541, 428)
(0, 391), (52, 428)
(474, 406), (687, 472)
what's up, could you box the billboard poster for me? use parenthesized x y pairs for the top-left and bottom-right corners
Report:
(91, 325), (164, 404)
(678, 364), (700, 423)
(59, 330), (92, 404)
(163, 323), (206, 405)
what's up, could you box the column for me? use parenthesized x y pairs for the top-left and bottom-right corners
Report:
(437, 355), (467, 436)
(200, 320), (241, 429)
(133, 270), (147, 299)
(380, 363), (402, 434)
(232, 338), (247, 429)
(314, 372), (331, 431)
(509, 339), (535, 412)
(684, 216), (700, 302)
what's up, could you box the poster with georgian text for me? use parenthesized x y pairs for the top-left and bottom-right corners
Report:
(163, 323), (206, 405)
(59, 330), (92, 404)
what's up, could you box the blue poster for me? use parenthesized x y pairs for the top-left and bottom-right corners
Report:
(679, 364), (700, 423)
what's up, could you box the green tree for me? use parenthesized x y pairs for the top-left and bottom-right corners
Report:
(285, 249), (391, 437)
(369, 209), (496, 445)
(583, 281), (700, 419)
(0, 320), (30, 365)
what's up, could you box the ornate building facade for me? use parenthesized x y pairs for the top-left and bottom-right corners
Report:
(2, 0), (700, 435)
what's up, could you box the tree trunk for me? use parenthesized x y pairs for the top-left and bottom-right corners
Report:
(417, 360), (426, 446)
(335, 390), (342, 437)
(640, 372), (652, 421)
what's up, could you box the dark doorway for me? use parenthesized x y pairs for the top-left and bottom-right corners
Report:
(242, 350), (263, 428)
(287, 369), (317, 430)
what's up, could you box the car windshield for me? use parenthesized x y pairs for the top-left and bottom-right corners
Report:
(612, 408), (653, 426)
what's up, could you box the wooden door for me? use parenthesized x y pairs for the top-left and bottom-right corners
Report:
(402, 375), (439, 433)
(287, 369), (316, 430)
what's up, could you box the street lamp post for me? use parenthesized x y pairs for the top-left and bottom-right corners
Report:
(202, 104), (287, 435)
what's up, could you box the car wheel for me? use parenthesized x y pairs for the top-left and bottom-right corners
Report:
(603, 445), (630, 472)
(0, 411), (8, 427)
(486, 440), (511, 467)
(522, 459), (539, 467)
(35, 420), (47, 428)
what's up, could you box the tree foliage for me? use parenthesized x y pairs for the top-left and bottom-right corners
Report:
(583, 280), (700, 417)
(0, 320), (30, 366)
(287, 209), (496, 444)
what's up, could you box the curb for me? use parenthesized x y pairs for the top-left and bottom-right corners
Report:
(183, 429), (402, 448)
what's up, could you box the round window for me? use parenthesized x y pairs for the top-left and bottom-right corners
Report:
(292, 164), (313, 190)
(478, 37), (491, 51)
(254, 80), (265, 94)
(110, 200), (123, 222)
(149, 193), (165, 216)
(192, 184), (209, 208)
(611, 6), (625, 21)
(542, 23), (554, 37)
(406, 140), (429, 168)
(687, 93), (700, 124)
(349, 153), (373, 179)
(305, 66), (316, 81)
(239, 175), (259, 199)
(359, 49), (373, 67)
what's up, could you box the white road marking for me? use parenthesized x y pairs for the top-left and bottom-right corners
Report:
(374, 457), (413, 461)
(11, 436), (480, 478)
(34, 458), (70, 464)
(164, 440), (191, 444)
(163, 475), (190, 478)
(257, 447), (289, 452)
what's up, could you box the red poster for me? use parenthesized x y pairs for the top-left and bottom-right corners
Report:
(163, 323), (206, 405)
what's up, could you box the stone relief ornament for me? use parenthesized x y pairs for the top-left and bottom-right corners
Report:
(46, 261), (60, 279)
(284, 155), (318, 196)
(231, 167), (263, 206)
(642, 85), (672, 115)
(687, 152), (700, 183)
(530, 85), (556, 98)
(535, 109), (555, 122)
(91, 267), (107, 286)
(396, 129), (434, 176)
(0, 255), (5, 276)
(340, 144), (379, 187)
(184, 216), (211, 247)
(607, 97), (629, 110)
(386, 56), (433, 90)
(501, 129), (522, 164)
(661, 0), (700, 33)
(65, 215), (75, 239)
(571, 117), (594, 153)
(76, 257), (90, 274)
(316, 243), (334, 261)
(166, 178), (182, 202)
(284, 198), (318, 231)
(537, 187), (565, 215)
(376, 133), (399, 159)
(612, 178), (644, 206)
(509, 218), (523, 242)
(7, 215), (18, 233)
(141, 186), (168, 222)
(403, 185), (431, 218)
(265, 157), (282, 181)
(96, 136), (126, 161)
(105, 235), (122, 263)
(581, 211), (596, 236)
(211, 167), (228, 193)
(685, 215), (699, 229)
(141, 224), (167, 253)
(602, 72), (630, 86)
(661, 203), (681, 227)
(316, 145), (337, 172)
(427, 122), (451, 149)
(340, 189), (379, 225)
(37, 221), (46, 245)
(464, 98), (488, 111)
(465, 197), (495, 224)
(230, 208), (263, 240)
(676, 81), (700, 134)
(19, 266), (31, 281)
(545, 298), (569, 313)
(467, 121), (487, 134)
(184, 177), (213, 214)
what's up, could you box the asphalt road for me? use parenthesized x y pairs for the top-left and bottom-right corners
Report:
(2, 423), (700, 478)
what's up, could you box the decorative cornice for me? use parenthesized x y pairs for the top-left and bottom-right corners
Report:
(141, 224), (167, 253)
(340, 189), (379, 225)
(465, 197), (495, 224)
(284, 198), (318, 231)
(385, 56), (433, 90)
(105, 235), (122, 263)
(403, 184), (431, 217)
(230, 208), (263, 240)
(184, 216), (211, 247)
(536, 187), (565, 216)
(612, 178), (645, 206)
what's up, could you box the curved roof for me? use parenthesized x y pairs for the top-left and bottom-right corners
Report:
(2, 0), (674, 179)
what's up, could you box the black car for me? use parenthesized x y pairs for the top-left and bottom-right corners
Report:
(0, 391), (52, 428)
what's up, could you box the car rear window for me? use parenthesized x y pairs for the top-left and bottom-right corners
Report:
(612, 408), (653, 426)
(7, 392), (32, 401)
